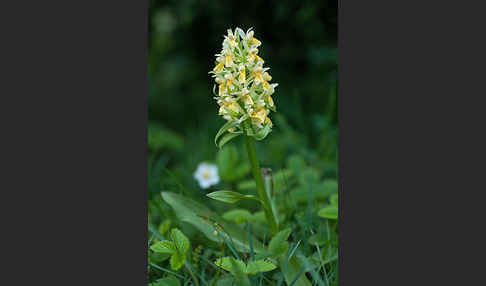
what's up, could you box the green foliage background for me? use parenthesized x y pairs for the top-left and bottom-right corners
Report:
(148, 1), (338, 285)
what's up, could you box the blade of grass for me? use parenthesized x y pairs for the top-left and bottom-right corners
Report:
(148, 225), (164, 240)
(148, 261), (184, 279)
(215, 228), (240, 260)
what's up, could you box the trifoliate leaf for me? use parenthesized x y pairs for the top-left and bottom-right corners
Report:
(150, 240), (176, 254)
(170, 228), (190, 255)
(245, 260), (277, 274)
(268, 228), (291, 257)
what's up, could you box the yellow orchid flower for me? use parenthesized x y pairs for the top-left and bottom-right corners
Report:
(226, 79), (234, 90)
(250, 37), (261, 47)
(251, 107), (267, 125)
(265, 117), (273, 127)
(254, 72), (263, 84)
(263, 72), (272, 81)
(256, 55), (264, 64)
(263, 80), (271, 90)
(213, 62), (224, 72)
(218, 83), (225, 96)
(266, 95), (274, 107)
(242, 93), (253, 106)
(225, 54), (233, 67)
(238, 68), (246, 83)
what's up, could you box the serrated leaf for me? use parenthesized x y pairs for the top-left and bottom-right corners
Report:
(170, 251), (185, 271)
(170, 228), (190, 255)
(231, 260), (251, 286)
(268, 228), (291, 257)
(318, 206), (338, 220)
(150, 240), (176, 254)
(246, 260), (277, 274)
(215, 257), (247, 275)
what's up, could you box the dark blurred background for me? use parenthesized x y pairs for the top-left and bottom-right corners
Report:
(148, 0), (338, 198)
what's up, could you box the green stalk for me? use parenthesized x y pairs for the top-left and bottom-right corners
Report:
(243, 135), (278, 234)
(185, 262), (200, 286)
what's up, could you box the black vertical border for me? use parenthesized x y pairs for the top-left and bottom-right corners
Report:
(2, 0), (149, 284)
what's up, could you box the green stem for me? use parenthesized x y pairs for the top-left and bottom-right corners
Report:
(185, 262), (200, 286)
(243, 135), (278, 234)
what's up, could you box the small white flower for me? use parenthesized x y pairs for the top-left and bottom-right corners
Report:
(194, 162), (220, 189)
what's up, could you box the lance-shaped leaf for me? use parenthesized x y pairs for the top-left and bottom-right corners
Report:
(218, 132), (241, 149)
(253, 122), (272, 140)
(214, 120), (239, 147)
(161, 192), (263, 253)
(207, 190), (259, 204)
